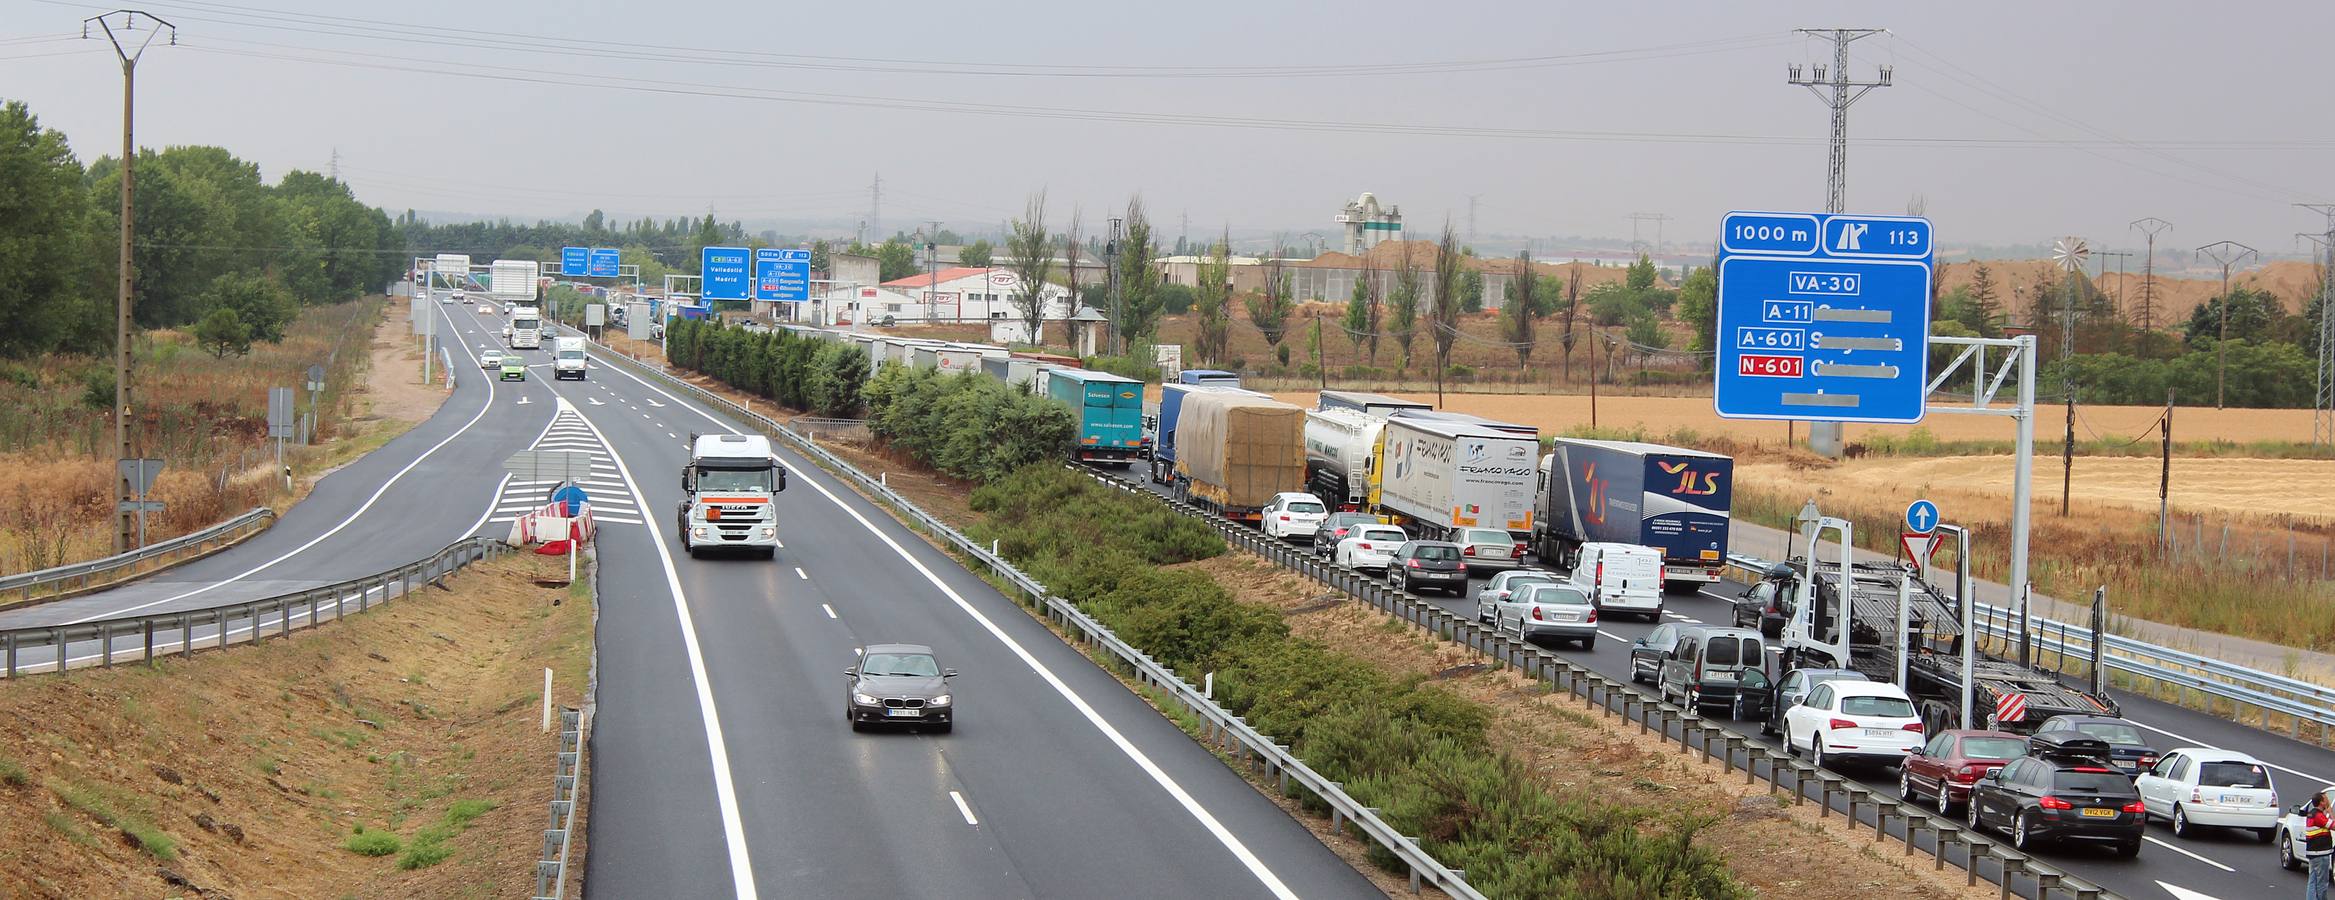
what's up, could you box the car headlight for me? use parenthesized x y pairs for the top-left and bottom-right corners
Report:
(852, 692), (879, 706)
(927, 694), (951, 707)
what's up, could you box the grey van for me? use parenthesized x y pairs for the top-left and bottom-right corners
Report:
(1657, 625), (1767, 716)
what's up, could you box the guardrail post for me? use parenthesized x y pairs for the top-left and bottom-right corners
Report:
(142, 619), (155, 664)
(99, 622), (112, 668)
(215, 607), (228, 651)
(5, 633), (15, 678)
(1996, 852), (2027, 900)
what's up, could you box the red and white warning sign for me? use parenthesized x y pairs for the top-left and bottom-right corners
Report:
(1995, 692), (2029, 724)
(1900, 531), (1942, 566)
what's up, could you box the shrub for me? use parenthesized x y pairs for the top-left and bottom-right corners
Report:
(866, 369), (1074, 483)
(663, 320), (870, 419)
(342, 826), (401, 856)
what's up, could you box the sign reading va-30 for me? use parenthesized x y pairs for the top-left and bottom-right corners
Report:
(1713, 211), (1934, 424)
(753, 248), (812, 303)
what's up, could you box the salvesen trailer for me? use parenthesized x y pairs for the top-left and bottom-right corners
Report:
(1375, 415), (1538, 540)
(1170, 390), (1305, 522)
(1045, 367), (1146, 465)
(1318, 389), (1432, 418)
(676, 433), (788, 559)
(508, 305), (543, 350)
(1772, 514), (2118, 735)
(1303, 407), (1386, 510)
(1535, 438), (1733, 588)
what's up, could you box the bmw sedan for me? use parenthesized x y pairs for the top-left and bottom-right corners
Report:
(846, 644), (957, 733)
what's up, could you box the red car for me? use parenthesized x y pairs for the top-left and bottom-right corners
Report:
(1900, 729), (2028, 814)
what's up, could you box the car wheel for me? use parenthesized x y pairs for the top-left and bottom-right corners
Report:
(1759, 715), (1776, 738)
(2013, 811), (2037, 851)
(1811, 736), (1829, 770)
(1936, 780), (1955, 816)
(2115, 838), (2141, 858)
(1967, 794), (1985, 832)
(2170, 804), (2192, 837)
(2281, 831), (2300, 870)
(1631, 663), (1648, 685)
(1579, 636), (1596, 651)
(848, 716), (865, 733)
(2259, 826), (2277, 844)
(1900, 767), (1918, 802)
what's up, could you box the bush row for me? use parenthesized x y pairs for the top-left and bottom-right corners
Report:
(863, 366), (1076, 484)
(664, 318), (868, 417)
(968, 464), (1748, 899)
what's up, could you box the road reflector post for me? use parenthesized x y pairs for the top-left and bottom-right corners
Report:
(542, 667), (554, 732)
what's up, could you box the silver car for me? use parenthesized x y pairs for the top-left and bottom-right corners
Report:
(1474, 570), (1557, 624)
(1454, 528), (1522, 573)
(1498, 582), (1598, 649)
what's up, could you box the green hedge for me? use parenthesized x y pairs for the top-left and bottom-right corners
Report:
(863, 366), (1076, 483)
(664, 319), (868, 417)
(968, 465), (1748, 899)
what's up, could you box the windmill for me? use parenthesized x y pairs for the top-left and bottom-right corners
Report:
(2050, 235), (2089, 517)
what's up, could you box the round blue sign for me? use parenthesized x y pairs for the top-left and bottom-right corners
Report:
(1904, 499), (1939, 534)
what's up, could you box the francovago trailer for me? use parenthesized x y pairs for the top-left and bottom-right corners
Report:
(1375, 415), (1537, 540)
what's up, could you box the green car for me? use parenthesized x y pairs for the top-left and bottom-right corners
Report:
(499, 357), (527, 381)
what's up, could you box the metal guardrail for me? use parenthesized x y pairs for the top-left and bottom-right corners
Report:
(0, 507), (276, 606)
(586, 345), (1491, 899)
(534, 705), (585, 900)
(1718, 553), (2335, 747)
(0, 536), (509, 678)
(1084, 470), (2118, 900)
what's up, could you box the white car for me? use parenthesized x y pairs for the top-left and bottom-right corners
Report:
(1497, 582), (1597, 649)
(2276, 786), (2335, 871)
(1566, 542), (1665, 622)
(1260, 492), (1328, 541)
(1474, 570), (1557, 624)
(1784, 680), (1925, 769)
(1334, 525), (1409, 573)
(479, 349), (504, 370)
(2135, 748), (2279, 840)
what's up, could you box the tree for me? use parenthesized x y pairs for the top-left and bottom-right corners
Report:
(1499, 254), (1539, 375)
(1387, 243), (1421, 369)
(582, 208), (606, 234)
(1967, 263), (2002, 337)
(1624, 307), (1668, 373)
(1117, 197), (1162, 343)
(1428, 225), (1465, 384)
(192, 307), (250, 358)
(1244, 249), (1294, 348)
(1626, 253), (1658, 292)
(1158, 283), (1196, 315)
(2184, 287), (2285, 349)
(1584, 281), (1641, 326)
(0, 100), (101, 358)
(809, 239), (831, 274)
(1342, 271), (1371, 356)
(1459, 270), (1485, 314)
(1194, 231), (1232, 365)
(876, 237), (918, 282)
(1004, 193), (1055, 346)
(1674, 265), (1717, 368)
(198, 273), (294, 344)
(960, 238), (994, 268)
(1555, 266), (1583, 381)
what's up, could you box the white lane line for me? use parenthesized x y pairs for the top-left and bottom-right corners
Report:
(564, 402), (759, 900)
(604, 358), (1301, 900)
(950, 790), (979, 826)
(67, 301), (509, 625)
(795, 567), (808, 580)
(822, 603), (836, 619)
(667, 432), (677, 439)
(1598, 630), (1628, 641)
(2143, 836), (2234, 872)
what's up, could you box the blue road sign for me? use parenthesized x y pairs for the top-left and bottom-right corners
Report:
(754, 248), (813, 303)
(701, 246), (751, 300)
(1714, 211), (1934, 424)
(1905, 499), (1939, 535)
(587, 248), (621, 278)
(561, 246), (589, 277)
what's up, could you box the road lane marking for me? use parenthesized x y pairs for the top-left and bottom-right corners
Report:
(2143, 836), (2233, 871)
(564, 403), (760, 900)
(598, 353), (1303, 900)
(822, 604), (836, 619)
(795, 567), (808, 580)
(950, 791), (979, 826)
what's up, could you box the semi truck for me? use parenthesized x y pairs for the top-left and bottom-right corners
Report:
(1389, 408), (1538, 438)
(1303, 407), (1385, 511)
(1177, 369), (1242, 388)
(552, 336), (588, 380)
(489, 259), (541, 306)
(1150, 382), (1262, 484)
(676, 433), (787, 559)
(979, 355), (1039, 390)
(1534, 438), (1731, 588)
(1317, 390), (1432, 418)
(1170, 391), (1305, 523)
(508, 305), (543, 350)
(1044, 367), (1146, 465)
(1375, 415), (1538, 540)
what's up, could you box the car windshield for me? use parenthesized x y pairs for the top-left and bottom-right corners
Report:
(1462, 529), (1510, 544)
(558, 350), (584, 360)
(2197, 761), (2271, 788)
(1959, 737), (2028, 760)
(1285, 500), (1326, 514)
(698, 467), (774, 492)
(1412, 545), (1460, 561)
(1358, 529), (1405, 542)
(1527, 586), (1590, 605)
(1502, 573), (1555, 589)
(2061, 721), (2147, 745)
(1327, 514), (1375, 528)
(1808, 671), (1867, 687)
(1840, 695), (1915, 718)
(861, 653), (939, 677)
(2052, 771), (2138, 795)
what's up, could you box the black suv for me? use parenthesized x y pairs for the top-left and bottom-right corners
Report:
(1312, 512), (1382, 560)
(1386, 540), (1467, 595)
(1965, 733), (2144, 857)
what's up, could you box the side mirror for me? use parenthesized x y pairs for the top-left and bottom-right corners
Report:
(1984, 769), (2004, 782)
(843, 668), (858, 678)
(1659, 650), (1676, 660)
(776, 467), (788, 492)
(943, 669), (958, 678)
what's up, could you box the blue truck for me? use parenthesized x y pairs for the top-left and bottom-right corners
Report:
(1533, 438), (1733, 591)
(1044, 367), (1146, 466)
(1177, 369), (1242, 388)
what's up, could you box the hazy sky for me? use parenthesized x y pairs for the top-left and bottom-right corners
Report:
(6, 1), (2331, 263)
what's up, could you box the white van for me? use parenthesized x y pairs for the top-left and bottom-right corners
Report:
(1565, 542), (1664, 622)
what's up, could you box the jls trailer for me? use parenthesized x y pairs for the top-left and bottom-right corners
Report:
(1535, 438), (1732, 589)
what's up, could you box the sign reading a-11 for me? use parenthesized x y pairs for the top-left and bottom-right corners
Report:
(1712, 211), (1934, 424)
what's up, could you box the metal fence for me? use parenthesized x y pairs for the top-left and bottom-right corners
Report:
(0, 507), (276, 607)
(0, 536), (508, 678)
(587, 344), (1491, 899)
(534, 705), (585, 900)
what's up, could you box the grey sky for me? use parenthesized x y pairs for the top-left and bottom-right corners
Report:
(6, 0), (2330, 260)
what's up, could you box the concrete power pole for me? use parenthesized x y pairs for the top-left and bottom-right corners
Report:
(2194, 240), (2258, 409)
(87, 9), (175, 554)
(1107, 217), (1124, 356)
(1788, 27), (1890, 457)
(2130, 217), (2171, 334)
(2300, 205), (2335, 447)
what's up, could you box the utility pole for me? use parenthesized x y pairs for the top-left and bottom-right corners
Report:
(924, 221), (945, 324)
(2130, 217), (2171, 334)
(1107, 216), (1124, 356)
(87, 9), (175, 554)
(2299, 205), (2335, 446)
(1625, 212), (1671, 259)
(1788, 27), (1890, 457)
(2195, 240), (2258, 409)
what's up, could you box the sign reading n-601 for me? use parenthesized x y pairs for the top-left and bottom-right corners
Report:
(1713, 211), (1933, 424)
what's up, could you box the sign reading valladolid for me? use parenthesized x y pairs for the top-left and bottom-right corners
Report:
(700, 246), (751, 301)
(753, 248), (812, 303)
(1712, 211), (1934, 424)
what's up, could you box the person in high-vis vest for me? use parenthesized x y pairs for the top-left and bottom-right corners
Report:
(2307, 791), (2332, 900)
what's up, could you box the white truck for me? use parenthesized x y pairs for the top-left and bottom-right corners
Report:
(552, 336), (588, 380)
(1376, 416), (1539, 541)
(489, 259), (541, 306)
(508, 305), (542, 351)
(677, 433), (787, 559)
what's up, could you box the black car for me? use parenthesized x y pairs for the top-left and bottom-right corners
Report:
(1731, 569), (1793, 639)
(2030, 715), (2157, 777)
(845, 643), (957, 733)
(1629, 623), (1682, 685)
(1386, 540), (1468, 595)
(1312, 512), (1383, 560)
(1966, 733), (2144, 856)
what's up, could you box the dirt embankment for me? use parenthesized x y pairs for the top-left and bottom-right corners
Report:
(0, 552), (593, 899)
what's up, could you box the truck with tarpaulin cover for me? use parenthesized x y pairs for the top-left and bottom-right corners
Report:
(1170, 391), (1305, 522)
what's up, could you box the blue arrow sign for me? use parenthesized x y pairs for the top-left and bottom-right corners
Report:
(561, 246), (589, 277)
(754, 248), (812, 303)
(1905, 499), (1939, 535)
(701, 246), (751, 301)
(587, 248), (621, 278)
(1714, 211), (1934, 424)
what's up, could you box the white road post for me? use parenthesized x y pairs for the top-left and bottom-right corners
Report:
(1895, 574), (1911, 689)
(542, 667), (554, 732)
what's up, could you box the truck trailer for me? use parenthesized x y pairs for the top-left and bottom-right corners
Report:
(1303, 407), (1385, 510)
(1317, 390), (1432, 418)
(1388, 408), (1539, 438)
(1375, 416), (1538, 540)
(1170, 391), (1305, 523)
(1535, 438), (1731, 588)
(1044, 367), (1146, 465)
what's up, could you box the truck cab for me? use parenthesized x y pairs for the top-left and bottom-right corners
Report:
(552, 336), (588, 380)
(677, 433), (786, 559)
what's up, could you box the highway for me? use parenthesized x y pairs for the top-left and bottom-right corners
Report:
(1094, 464), (2335, 900)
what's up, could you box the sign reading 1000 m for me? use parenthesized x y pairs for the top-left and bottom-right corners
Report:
(1712, 211), (1934, 424)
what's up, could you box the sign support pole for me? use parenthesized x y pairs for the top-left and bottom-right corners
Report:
(2011, 335), (2036, 667)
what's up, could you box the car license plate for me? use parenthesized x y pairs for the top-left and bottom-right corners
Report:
(885, 708), (921, 718)
(1706, 671), (1735, 681)
(2080, 807), (2116, 818)
(1483, 548), (1510, 558)
(1862, 728), (1898, 738)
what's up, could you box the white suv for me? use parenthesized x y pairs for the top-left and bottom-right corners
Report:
(1784, 680), (1924, 769)
(1261, 492), (1328, 541)
(1335, 525), (1408, 573)
(2134, 748), (2278, 840)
